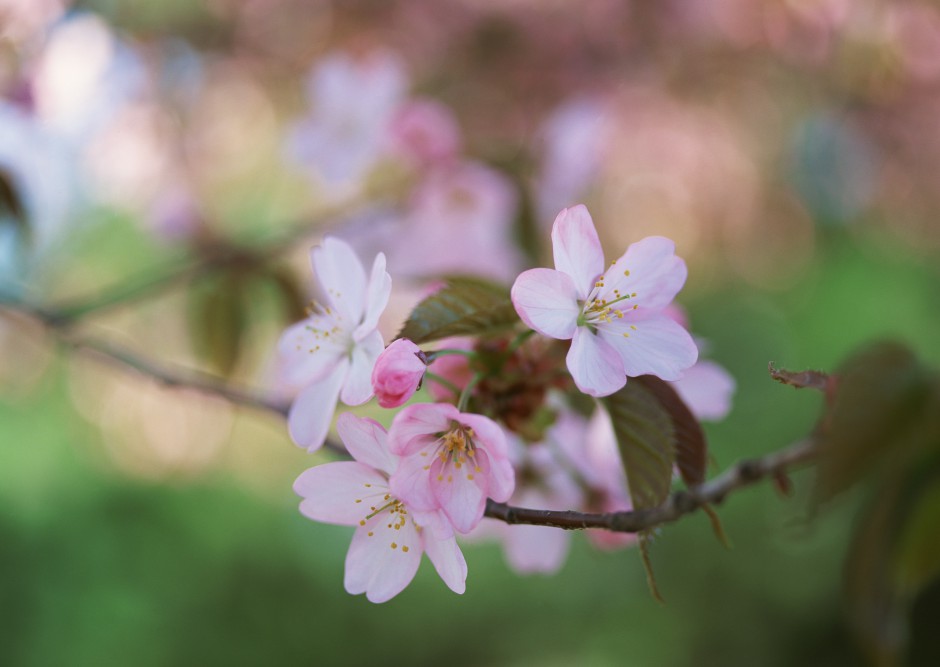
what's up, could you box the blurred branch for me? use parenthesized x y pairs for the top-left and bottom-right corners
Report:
(49, 197), (391, 324)
(484, 438), (817, 533)
(0, 295), (816, 531)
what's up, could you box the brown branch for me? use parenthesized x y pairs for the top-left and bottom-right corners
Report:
(484, 438), (817, 533)
(1, 297), (817, 533)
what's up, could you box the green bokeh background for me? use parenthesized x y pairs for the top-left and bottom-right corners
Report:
(3, 224), (939, 666)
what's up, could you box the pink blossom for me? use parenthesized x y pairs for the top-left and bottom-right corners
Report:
(372, 338), (427, 408)
(386, 98), (461, 168)
(425, 338), (474, 403)
(277, 237), (391, 452)
(294, 414), (467, 603)
(511, 205), (698, 397)
(389, 403), (515, 534)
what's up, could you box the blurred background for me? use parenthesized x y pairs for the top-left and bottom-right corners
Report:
(2, 0), (940, 664)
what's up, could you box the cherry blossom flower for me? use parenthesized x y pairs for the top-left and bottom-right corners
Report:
(386, 98), (462, 168)
(285, 50), (407, 193)
(371, 338), (427, 408)
(511, 205), (698, 397)
(277, 237), (391, 452)
(389, 403), (515, 534)
(294, 414), (467, 603)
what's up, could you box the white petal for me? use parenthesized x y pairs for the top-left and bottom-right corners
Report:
(604, 236), (687, 310)
(287, 360), (349, 452)
(422, 533), (467, 594)
(336, 413), (398, 474)
(566, 327), (626, 397)
(311, 237), (367, 322)
(597, 314), (698, 381)
(294, 462), (390, 526)
(510, 268), (580, 339)
(341, 330), (384, 405)
(671, 360), (736, 421)
(551, 205), (605, 299)
(344, 515), (422, 603)
(276, 317), (346, 388)
(353, 251), (392, 342)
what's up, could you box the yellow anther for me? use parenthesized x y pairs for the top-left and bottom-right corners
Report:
(391, 542), (397, 549)
(402, 546), (410, 553)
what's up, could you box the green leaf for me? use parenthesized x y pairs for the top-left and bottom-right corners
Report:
(894, 482), (940, 598)
(816, 341), (934, 503)
(396, 277), (519, 344)
(187, 272), (249, 377)
(602, 380), (676, 512)
(635, 375), (708, 487)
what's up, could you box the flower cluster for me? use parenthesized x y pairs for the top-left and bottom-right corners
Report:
(278, 201), (735, 602)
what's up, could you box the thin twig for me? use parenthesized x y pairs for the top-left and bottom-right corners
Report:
(484, 438), (817, 533)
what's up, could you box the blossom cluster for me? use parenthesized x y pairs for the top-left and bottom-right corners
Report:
(279, 204), (735, 602)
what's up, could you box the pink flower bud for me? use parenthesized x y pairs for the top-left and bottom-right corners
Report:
(372, 338), (427, 408)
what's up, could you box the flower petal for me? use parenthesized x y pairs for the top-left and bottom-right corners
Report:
(597, 313), (698, 381)
(388, 402), (458, 456)
(510, 268), (580, 339)
(353, 251), (392, 342)
(294, 462), (390, 526)
(287, 359), (348, 451)
(566, 327), (626, 397)
(422, 533), (467, 595)
(311, 237), (367, 322)
(604, 236), (687, 310)
(484, 452), (515, 503)
(671, 359), (736, 421)
(336, 413), (397, 474)
(460, 412), (509, 459)
(551, 205), (605, 299)
(431, 451), (489, 534)
(340, 329), (384, 405)
(344, 516), (422, 603)
(388, 449), (438, 511)
(276, 317), (345, 388)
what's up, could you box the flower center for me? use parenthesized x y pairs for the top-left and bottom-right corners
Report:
(434, 427), (483, 483)
(578, 273), (639, 329)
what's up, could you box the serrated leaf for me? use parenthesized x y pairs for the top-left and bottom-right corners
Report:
(635, 375), (708, 487)
(816, 341), (934, 504)
(396, 277), (519, 344)
(602, 380), (676, 512)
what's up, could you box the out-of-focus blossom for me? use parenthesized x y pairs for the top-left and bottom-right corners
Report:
(371, 338), (427, 408)
(389, 403), (515, 534)
(0, 101), (76, 283)
(554, 407), (636, 550)
(388, 161), (523, 282)
(512, 205), (697, 397)
(470, 431), (583, 574)
(426, 338), (475, 403)
(31, 13), (145, 142)
(0, 0), (66, 45)
(277, 237), (391, 452)
(535, 97), (609, 222)
(386, 98), (462, 168)
(286, 50), (407, 193)
(294, 414), (467, 603)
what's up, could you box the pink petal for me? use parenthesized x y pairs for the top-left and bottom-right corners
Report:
(340, 329), (384, 405)
(484, 452), (516, 503)
(551, 205), (605, 299)
(605, 236), (688, 310)
(460, 412), (509, 459)
(671, 359), (736, 421)
(506, 523), (571, 574)
(336, 413), (397, 474)
(311, 237), (367, 323)
(388, 449), (438, 511)
(276, 317), (345, 388)
(510, 268), (580, 339)
(388, 402), (458, 456)
(597, 313), (698, 381)
(294, 462), (389, 526)
(566, 327), (626, 397)
(344, 516), (422, 603)
(287, 359), (349, 451)
(353, 251), (392, 342)
(431, 451), (489, 534)
(422, 533), (467, 594)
